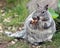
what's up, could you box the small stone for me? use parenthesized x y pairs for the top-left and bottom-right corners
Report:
(0, 29), (3, 33)
(19, 27), (22, 30)
(11, 41), (16, 44)
(1, 9), (5, 13)
(11, 26), (17, 32)
(9, 10), (11, 13)
(32, 45), (36, 48)
(14, 14), (18, 17)
(14, 39), (18, 42)
(12, 27), (16, 31)
(0, 26), (2, 29)
(3, 17), (11, 22)
(2, 13), (5, 16)
(8, 26), (12, 30)
(17, 27), (22, 31)
(8, 41), (16, 46)
(0, 25), (3, 33)
(36, 46), (41, 48)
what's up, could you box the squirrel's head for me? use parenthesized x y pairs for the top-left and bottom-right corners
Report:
(32, 4), (49, 22)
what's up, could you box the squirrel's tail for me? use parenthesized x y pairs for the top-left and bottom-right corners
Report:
(4, 30), (26, 39)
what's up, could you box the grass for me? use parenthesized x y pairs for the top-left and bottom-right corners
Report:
(0, 0), (29, 48)
(45, 32), (60, 48)
(0, 32), (59, 48)
(0, 0), (60, 48)
(0, 0), (29, 26)
(7, 41), (29, 48)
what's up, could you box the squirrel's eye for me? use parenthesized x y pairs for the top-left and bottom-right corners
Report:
(37, 16), (40, 20)
(42, 11), (44, 13)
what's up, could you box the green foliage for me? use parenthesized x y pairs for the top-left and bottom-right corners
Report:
(6, 0), (16, 3)
(48, 0), (60, 32)
(1, 0), (29, 26)
(56, 0), (60, 15)
(55, 0), (60, 31)
(49, 9), (59, 19)
(7, 42), (29, 48)
(58, 0), (60, 8)
(0, 33), (14, 42)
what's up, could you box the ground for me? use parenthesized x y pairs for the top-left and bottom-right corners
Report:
(0, 0), (60, 48)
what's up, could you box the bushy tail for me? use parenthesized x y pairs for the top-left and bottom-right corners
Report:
(4, 30), (26, 39)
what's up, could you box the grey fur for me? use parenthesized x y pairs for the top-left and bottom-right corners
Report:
(5, 6), (56, 45)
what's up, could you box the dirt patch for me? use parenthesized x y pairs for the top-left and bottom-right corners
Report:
(0, 0), (6, 9)
(0, 42), (8, 48)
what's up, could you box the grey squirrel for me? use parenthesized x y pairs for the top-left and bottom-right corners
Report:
(5, 4), (56, 45)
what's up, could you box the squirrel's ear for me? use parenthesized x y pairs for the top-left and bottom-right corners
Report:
(37, 4), (39, 8)
(44, 5), (48, 10)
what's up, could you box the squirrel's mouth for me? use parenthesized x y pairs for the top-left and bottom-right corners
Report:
(30, 19), (38, 24)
